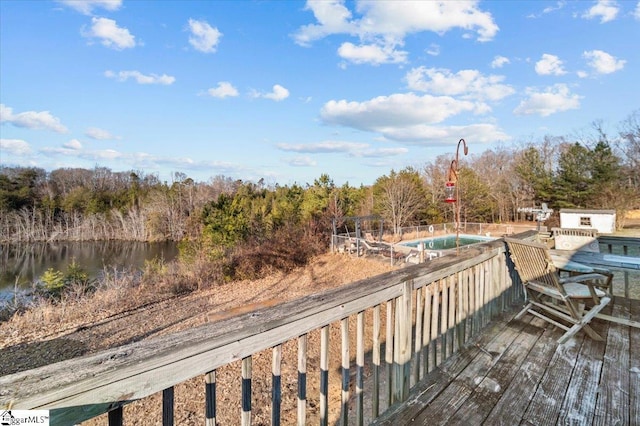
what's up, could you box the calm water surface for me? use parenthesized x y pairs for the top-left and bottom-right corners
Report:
(0, 241), (178, 300)
(401, 234), (496, 250)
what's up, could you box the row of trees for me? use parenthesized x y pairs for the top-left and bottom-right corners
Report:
(1, 111), (639, 245)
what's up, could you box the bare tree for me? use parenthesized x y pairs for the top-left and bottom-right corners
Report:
(373, 168), (426, 235)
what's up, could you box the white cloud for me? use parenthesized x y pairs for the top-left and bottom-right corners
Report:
(63, 139), (83, 150)
(426, 43), (440, 56)
(535, 54), (567, 75)
(277, 140), (408, 160)
(44, 146), (121, 160)
(405, 67), (514, 102)
(207, 82), (239, 98)
(83, 17), (136, 50)
(253, 84), (290, 101)
(277, 141), (369, 153)
(286, 156), (317, 167)
(354, 147), (408, 158)
(321, 93), (477, 130)
(583, 50), (625, 74)
(543, 1), (566, 14)
(85, 127), (118, 140)
(379, 123), (509, 144)
(294, 1), (498, 65)
(293, 0), (356, 47)
(1, 138), (32, 155)
(582, 0), (619, 23)
(491, 56), (510, 68)
(188, 19), (222, 53)
(105, 70), (176, 85)
(57, 0), (122, 15)
(337, 42), (407, 65)
(527, 1), (566, 18)
(635, 2), (640, 20)
(0, 104), (68, 133)
(513, 84), (581, 117)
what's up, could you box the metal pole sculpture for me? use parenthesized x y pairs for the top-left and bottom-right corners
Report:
(444, 139), (469, 255)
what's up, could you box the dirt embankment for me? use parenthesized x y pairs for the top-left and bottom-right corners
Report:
(0, 253), (396, 424)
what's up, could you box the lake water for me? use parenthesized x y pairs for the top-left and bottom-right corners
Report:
(0, 241), (179, 301)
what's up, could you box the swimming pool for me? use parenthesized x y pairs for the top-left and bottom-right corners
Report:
(400, 234), (496, 250)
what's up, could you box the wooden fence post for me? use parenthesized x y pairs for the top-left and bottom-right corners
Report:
(392, 280), (412, 403)
(205, 371), (216, 426)
(356, 311), (365, 426)
(297, 334), (307, 426)
(162, 387), (174, 426)
(340, 318), (350, 425)
(319, 326), (330, 426)
(241, 356), (252, 426)
(272, 346), (282, 426)
(372, 304), (381, 418)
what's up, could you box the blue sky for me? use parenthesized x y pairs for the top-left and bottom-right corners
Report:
(1, 0), (638, 186)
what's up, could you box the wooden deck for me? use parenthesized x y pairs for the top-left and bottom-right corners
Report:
(373, 296), (640, 425)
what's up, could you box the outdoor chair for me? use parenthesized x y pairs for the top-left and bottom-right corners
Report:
(505, 237), (611, 344)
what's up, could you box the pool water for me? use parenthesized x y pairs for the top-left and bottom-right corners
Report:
(401, 234), (495, 250)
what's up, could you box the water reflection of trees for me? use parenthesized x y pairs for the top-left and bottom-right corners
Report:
(0, 241), (178, 289)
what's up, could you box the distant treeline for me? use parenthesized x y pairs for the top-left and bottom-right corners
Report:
(1, 111), (639, 244)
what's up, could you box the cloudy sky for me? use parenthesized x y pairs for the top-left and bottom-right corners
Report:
(1, 0), (638, 186)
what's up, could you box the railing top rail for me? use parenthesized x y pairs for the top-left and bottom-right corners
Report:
(597, 235), (640, 245)
(1, 241), (507, 424)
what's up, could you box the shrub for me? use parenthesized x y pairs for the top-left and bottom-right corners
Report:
(36, 260), (95, 300)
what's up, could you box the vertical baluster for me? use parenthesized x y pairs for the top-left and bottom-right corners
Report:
(392, 281), (412, 403)
(162, 387), (174, 426)
(624, 270), (630, 299)
(473, 265), (480, 337)
(422, 284), (432, 374)
(413, 286), (423, 384)
(340, 317), (350, 425)
(205, 370), (216, 426)
(456, 270), (465, 349)
(385, 300), (394, 405)
(372, 304), (381, 419)
(272, 346), (282, 426)
(356, 311), (365, 426)
(440, 278), (448, 363)
(298, 334), (307, 426)
(319, 326), (329, 426)
(108, 407), (123, 426)
(483, 261), (490, 326)
(447, 275), (456, 357)
(430, 281), (439, 368)
(242, 356), (252, 426)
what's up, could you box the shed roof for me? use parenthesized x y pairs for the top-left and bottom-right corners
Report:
(559, 209), (616, 215)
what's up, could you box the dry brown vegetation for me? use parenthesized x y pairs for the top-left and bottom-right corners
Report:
(0, 252), (396, 424)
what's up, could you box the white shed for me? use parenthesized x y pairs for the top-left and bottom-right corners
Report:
(559, 209), (616, 234)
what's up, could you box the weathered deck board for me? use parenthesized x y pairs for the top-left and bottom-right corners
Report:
(370, 311), (517, 425)
(411, 315), (527, 424)
(443, 318), (544, 425)
(482, 323), (559, 425)
(372, 296), (639, 426)
(521, 328), (584, 426)
(557, 307), (608, 425)
(593, 299), (630, 426)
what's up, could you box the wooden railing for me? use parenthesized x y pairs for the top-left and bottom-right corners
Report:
(598, 236), (640, 299)
(0, 239), (521, 425)
(598, 236), (640, 257)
